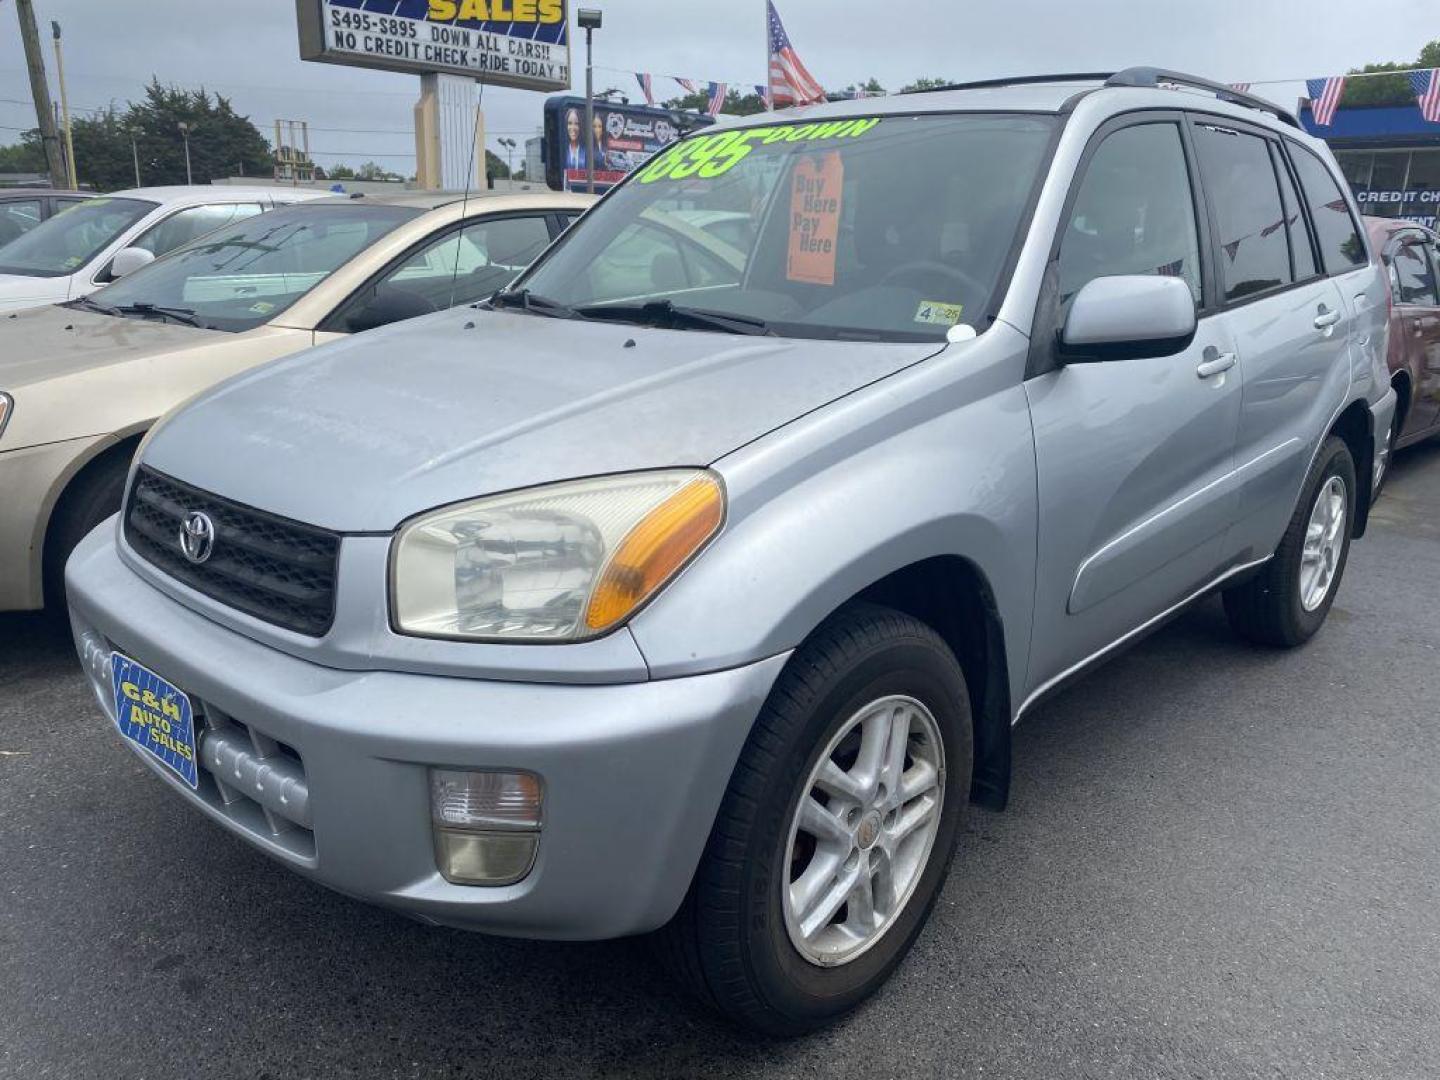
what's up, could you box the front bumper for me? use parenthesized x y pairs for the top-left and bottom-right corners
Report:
(67, 522), (788, 939)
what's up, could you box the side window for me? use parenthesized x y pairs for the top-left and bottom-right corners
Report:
(343, 215), (552, 331)
(133, 203), (263, 258)
(1288, 145), (1368, 273)
(0, 199), (43, 246)
(1057, 123), (1202, 308)
(1392, 234), (1439, 305)
(1271, 146), (1318, 281)
(1193, 125), (1292, 302)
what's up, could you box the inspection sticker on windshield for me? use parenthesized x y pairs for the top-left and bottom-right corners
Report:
(915, 300), (964, 326)
(248, 301), (276, 315)
(111, 653), (198, 789)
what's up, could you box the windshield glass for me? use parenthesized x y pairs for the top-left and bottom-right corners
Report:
(0, 197), (155, 278)
(90, 203), (422, 332)
(519, 113), (1056, 341)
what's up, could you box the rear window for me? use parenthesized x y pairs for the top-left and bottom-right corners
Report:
(1288, 145), (1367, 274)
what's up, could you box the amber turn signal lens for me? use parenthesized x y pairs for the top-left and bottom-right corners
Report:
(585, 474), (724, 631)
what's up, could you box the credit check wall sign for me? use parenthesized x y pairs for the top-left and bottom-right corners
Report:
(297, 0), (571, 92)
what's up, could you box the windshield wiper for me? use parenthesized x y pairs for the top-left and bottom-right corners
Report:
(110, 302), (208, 329)
(488, 288), (579, 320)
(65, 295), (120, 317)
(574, 299), (774, 336)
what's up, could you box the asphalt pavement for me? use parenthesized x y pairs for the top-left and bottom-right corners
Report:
(3, 442), (1438, 1080)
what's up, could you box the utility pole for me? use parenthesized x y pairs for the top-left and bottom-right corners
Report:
(51, 21), (77, 188)
(15, 0), (68, 189)
(129, 130), (141, 187)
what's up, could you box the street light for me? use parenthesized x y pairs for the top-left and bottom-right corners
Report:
(498, 136), (516, 182)
(577, 8), (602, 194)
(177, 121), (194, 185)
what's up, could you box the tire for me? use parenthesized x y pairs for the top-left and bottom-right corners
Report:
(1223, 436), (1356, 648)
(43, 452), (130, 610)
(653, 603), (973, 1035)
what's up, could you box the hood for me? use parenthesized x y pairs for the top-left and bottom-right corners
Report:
(0, 304), (215, 391)
(0, 274), (71, 314)
(143, 306), (941, 531)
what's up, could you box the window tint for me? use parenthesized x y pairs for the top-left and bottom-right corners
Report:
(1392, 235), (1439, 305)
(134, 203), (263, 258)
(1194, 125), (1292, 302)
(363, 214), (554, 319)
(1271, 146), (1317, 281)
(1057, 123), (1202, 308)
(1289, 145), (1367, 272)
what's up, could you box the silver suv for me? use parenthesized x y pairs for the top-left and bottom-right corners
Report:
(67, 69), (1396, 1035)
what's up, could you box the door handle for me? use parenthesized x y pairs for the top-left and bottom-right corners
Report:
(1314, 308), (1342, 330)
(1196, 351), (1236, 378)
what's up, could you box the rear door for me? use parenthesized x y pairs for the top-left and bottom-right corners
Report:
(1407, 236), (1440, 433)
(1024, 114), (1243, 692)
(1192, 119), (1352, 563)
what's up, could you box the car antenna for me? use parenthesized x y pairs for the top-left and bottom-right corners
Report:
(449, 71), (488, 311)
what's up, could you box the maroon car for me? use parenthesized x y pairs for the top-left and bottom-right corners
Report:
(1366, 216), (1440, 490)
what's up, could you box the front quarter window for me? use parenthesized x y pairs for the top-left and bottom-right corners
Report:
(518, 113), (1056, 341)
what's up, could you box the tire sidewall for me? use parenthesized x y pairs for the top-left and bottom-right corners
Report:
(738, 636), (973, 1028)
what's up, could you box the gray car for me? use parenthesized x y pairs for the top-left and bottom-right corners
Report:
(66, 69), (1397, 1035)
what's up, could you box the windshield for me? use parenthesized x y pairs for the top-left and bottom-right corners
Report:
(89, 203), (422, 333)
(518, 113), (1056, 341)
(0, 197), (155, 278)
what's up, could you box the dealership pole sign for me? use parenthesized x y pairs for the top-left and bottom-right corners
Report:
(296, 0), (570, 92)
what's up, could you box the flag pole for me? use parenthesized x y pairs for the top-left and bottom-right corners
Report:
(763, 1), (772, 110)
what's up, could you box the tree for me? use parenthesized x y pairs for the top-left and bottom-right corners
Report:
(661, 88), (769, 116)
(900, 77), (951, 93)
(1343, 40), (1440, 107)
(0, 79), (273, 190)
(485, 149), (509, 182)
(840, 77), (886, 97)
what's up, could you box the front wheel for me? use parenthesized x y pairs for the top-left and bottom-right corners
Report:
(654, 604), (973, 1035)
(1223, 436), (1355, 647)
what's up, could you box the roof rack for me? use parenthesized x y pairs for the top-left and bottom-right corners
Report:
(1106, 67), (1300, 128)
(900, 67), (1300, 130)
(899, 73), (1114, 96)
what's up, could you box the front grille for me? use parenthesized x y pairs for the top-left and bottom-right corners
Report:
(125, 467), (340, 637)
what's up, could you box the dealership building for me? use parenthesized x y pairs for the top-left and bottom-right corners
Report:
(1301, 102), (1440, 229)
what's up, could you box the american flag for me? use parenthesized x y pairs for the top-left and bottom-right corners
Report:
(754, 84), (770, 107)
(675, 77), (698, 95)
(1410, 69), (1440, 123)
(706, 82), (728, 117)
(767, 1), (825, 108)
(1306, 76), (1346, 127)
(635, 72), (655, 107)
(1156, 258), (1185, 278)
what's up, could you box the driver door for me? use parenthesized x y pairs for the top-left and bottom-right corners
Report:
(1023, 115), (1243, 698)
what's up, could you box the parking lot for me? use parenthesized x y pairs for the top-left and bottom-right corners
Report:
(1, 443), (1436, 1080)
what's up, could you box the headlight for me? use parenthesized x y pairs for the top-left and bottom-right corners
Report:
(391, 470), (724, 641)
(0, 392), (11, 441)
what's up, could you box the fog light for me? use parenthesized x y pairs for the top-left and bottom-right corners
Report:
(434, 829), (539, 886)
(430, 769), (542, 886)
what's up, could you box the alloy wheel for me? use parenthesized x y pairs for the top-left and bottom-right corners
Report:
(1300, 475), (1347, 612)
(782, 695), (945, 967)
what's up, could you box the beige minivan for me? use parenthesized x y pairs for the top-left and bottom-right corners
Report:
(0, 189), (592, 611)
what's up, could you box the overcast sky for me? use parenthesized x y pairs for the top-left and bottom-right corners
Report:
(1, 0), (1435, 182)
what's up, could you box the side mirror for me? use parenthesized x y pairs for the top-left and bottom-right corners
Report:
(345, 284), (438, 334)
(1059, 275), (1197, 362)
(109, 247), (156, 280)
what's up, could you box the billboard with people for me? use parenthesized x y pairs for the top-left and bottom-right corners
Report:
(542, 96), (713, 192)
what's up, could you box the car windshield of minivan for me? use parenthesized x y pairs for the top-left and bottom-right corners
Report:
(0, 197), (155, 278)
(515, 114), (1056, 342)
(79, 203), (422, 332)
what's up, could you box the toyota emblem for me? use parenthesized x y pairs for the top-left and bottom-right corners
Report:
(179, 511), (216, 565)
